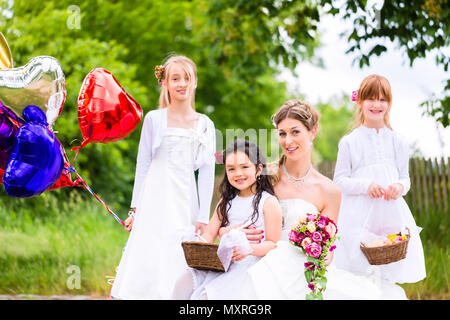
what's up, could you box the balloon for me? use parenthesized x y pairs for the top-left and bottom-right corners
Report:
(0, 102), (21, 169)
(48, 148), (81, 191)
(3, 105), (64, 198)
(0, 56), (66, 127)
(48, 169), (79, 191)
(0, 32), (13, 70)
(76, 68), (142, 149)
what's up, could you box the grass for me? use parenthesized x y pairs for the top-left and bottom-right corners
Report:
(398, 207), (449, 299)
(0, 190), (448, 299)
(0, 192), (128, 297)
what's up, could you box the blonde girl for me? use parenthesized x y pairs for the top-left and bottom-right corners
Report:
(111, 54), (216, 299)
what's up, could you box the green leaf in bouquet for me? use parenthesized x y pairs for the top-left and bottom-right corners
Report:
(317, 266), (326, 277)
(307, 256), (319, 264)
(306, 292), (323, 300)
(304, 270), (313, 283)
(317, 277), (327, 291)
(306, 293), (315, 300)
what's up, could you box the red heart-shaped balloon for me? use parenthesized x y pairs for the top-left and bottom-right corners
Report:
(48, 145), (82, 191)
(76, 68), (143, 149)
(47, 168), (80, 191)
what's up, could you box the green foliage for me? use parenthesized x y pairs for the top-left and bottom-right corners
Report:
(0, 0), (323, 209)
(320, 0), (450, 127)
(314, 96), (355, 162)
(0, 192), (128, 296)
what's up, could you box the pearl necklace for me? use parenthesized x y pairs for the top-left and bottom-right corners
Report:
(283, 164), (312, 187)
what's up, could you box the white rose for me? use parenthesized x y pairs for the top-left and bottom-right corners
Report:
(307, 221), (316, 233)
(301, 237), (312, 248)
(325, 223), (337, 237)
(298, 213), (307, 225)
(289, 214), (308, 230)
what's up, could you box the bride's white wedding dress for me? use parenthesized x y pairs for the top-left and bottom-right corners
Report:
(235, 198), (407, 300)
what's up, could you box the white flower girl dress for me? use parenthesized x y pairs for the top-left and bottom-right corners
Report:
(235, 198), (408, 300)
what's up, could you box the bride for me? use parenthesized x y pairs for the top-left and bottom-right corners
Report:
(223, 99), (407, 300)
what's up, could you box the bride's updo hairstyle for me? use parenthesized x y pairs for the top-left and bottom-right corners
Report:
(271, 99), (320, 183)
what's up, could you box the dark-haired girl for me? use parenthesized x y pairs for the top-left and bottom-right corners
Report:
(172, 139), (282, 300)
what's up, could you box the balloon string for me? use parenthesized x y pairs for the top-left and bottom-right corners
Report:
(69, 139), (82, 167)
(63, 166), (125, 227)
(0, 107), (25, 127)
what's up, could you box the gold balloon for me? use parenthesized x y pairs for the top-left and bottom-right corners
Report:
(0, 32), (13, 70)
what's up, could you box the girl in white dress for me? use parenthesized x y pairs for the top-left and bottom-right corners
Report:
(110, 55), (216, 299)
(172, 139), (283, 300)
(231, 99), (407, 299)
(333, 74), (426, 284)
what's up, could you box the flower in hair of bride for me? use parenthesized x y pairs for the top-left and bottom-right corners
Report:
(351, 90), (358, 102)
(154, 65), (165, 85)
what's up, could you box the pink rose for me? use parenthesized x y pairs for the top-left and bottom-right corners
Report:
(306, 243), (322, 259)
(301, 237), (312, 248)
(311, 231), (322, 243)
(317, 219), (326, 229)
(325, 223), (337, 237)
(306, 213), (316, 222)
(289, 230), (299, 243)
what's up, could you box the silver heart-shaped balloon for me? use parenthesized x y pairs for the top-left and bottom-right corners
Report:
(0, 56), (66, 127)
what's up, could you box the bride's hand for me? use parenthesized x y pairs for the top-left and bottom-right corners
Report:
(219, 225), (264, 243)
(325, 250), (334, 266)
(241, 226), (264, 243)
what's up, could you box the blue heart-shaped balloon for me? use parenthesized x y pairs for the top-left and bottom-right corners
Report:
(3, 105), (64, 197)
(0, 102), (20, 169)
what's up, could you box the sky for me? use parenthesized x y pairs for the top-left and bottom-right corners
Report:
(279, 13), (449, 159)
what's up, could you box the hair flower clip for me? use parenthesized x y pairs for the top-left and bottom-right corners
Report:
(154, 65), (165, 85)
(351, 90), (358, 102)
(214, 151), (225, 165)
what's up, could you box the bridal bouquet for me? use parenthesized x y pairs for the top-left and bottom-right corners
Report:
(288, 212), (339, 300)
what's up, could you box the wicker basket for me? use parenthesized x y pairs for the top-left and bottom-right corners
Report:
(360, 228), (410, 265)
(181, 241), (225, 272)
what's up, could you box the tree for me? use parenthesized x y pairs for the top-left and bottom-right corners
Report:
(320, 0), (450, 127)
(0, 0), (323, 210)
(314, 96), (355, 162)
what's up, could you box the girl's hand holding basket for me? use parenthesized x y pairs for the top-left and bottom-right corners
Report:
(383, 183), (403, 201)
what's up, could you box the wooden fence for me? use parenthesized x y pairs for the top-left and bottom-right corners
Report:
(317, 157), (450, 213)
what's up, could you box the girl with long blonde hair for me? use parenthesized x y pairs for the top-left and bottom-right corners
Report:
(111, 54), (216, 299)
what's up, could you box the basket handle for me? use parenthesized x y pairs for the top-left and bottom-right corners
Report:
(195, 231), (208, 243)
(402, 227), (410, 236)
